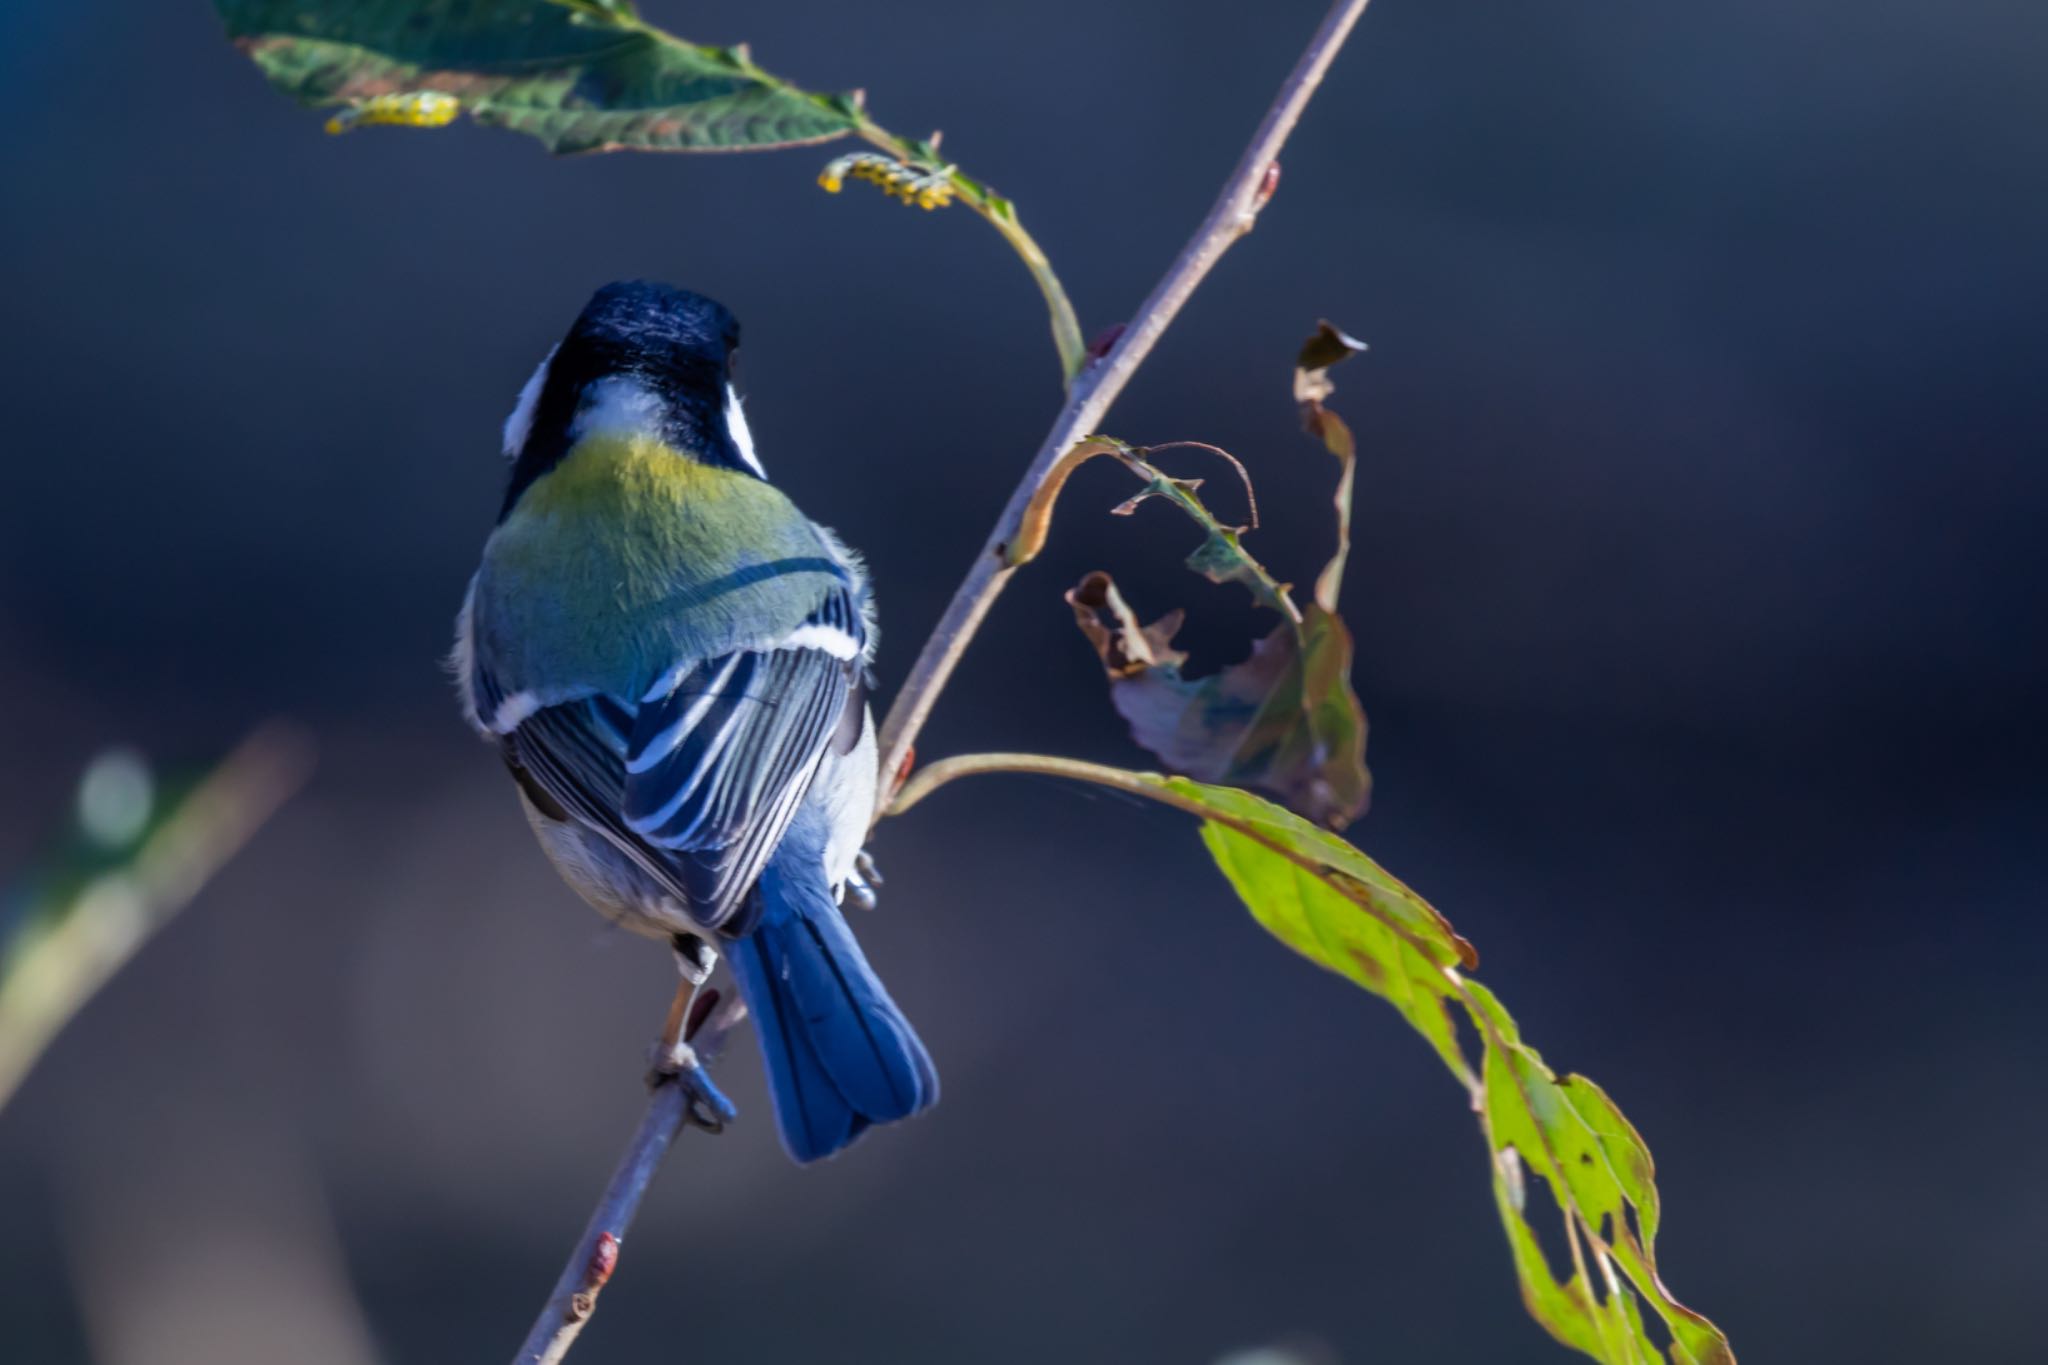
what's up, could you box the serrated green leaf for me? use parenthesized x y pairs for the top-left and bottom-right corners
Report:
(1463, 979), (1735, 1365)
(1493, 1156), (1609, 1358)
(1158, 767), (1472, 1087)
(1153, 774), (1474, 971)
(1140, 772), (1732, 1365)
(549, 0), (638, 21)
(1199, 815), (1471, 1082)
(891, 756), (1733, 1365)
(215, 0), (858, 153)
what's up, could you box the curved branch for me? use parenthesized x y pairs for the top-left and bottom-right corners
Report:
(515, 5), (1380, 1355)
(873, 0), (1376, 817)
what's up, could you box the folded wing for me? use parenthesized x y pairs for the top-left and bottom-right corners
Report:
(496, 589), (864, 935)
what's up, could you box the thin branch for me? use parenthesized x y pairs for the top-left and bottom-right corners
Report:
(0, 722), (315, 1113)
(872, 0), (1375, 818)
(515, 6), (1376, 1355)
(512, 994), (746, 1365)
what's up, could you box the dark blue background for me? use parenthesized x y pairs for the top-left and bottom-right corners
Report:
(2, 1), (2043, 1361)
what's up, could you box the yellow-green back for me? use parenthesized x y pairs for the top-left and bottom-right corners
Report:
(474, 434), (844, 704)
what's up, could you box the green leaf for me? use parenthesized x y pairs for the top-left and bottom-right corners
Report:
(1492, 1149), (1610, 1358)
(1199, 814), (1471, 1082)
(1153, 773), (1472, 1081)
(1156, 773), (1733, 1365)
(215, 0), (859, 153)
(888, 755), (1735, 1365)
(1465, 981), (1735, 1365)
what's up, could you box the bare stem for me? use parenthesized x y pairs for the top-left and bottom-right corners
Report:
(512, 996), (746, 1365)
(891, 750), (1185, 818)
(672, 24), (1088, 382)
(859, 120), (1090, 381)
(872, 0), (1375, 817)
(959, 190), (1089, 383)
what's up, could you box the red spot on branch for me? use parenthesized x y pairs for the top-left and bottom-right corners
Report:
(1086, 322), (1127, 360)
(1253, 161), (1282, 211)
(587, 1232), (620, 1290)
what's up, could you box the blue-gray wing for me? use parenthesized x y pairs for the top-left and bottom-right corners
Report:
(499, 592), (862, 935)
(621, 642), (855, 931)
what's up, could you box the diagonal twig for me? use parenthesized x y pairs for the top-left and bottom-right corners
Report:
(511, 993), (746, 1365)
(519, 5), (1380, 1357)
(872, 0), (1377, 818)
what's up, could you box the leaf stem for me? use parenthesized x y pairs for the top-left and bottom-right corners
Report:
(859, 122), (1090, 381)
(659, 22), (1088, 381)
(960, 193), (1089, 382)
(873, 0), (1375, 820)
(889, 750), (1160, 816)
(1004, 436), (1279, 611)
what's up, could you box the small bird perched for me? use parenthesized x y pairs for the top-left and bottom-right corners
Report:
(451, 281), (937, 1162)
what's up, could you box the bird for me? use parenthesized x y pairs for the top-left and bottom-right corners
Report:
(450, 280), (937, 1162)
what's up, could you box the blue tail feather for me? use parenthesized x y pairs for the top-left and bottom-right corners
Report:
(729, 824), (937, 1163)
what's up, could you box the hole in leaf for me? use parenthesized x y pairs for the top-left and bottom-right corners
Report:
(1510, 1156), (1581, 1292)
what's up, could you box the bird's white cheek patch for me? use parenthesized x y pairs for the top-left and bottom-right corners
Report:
(501, 345), (556, 458)
(725, 384), (765, 477)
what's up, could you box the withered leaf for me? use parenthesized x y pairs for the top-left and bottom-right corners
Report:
(1295, 320), (1367, 611)
(1067, 571), (1370, 828)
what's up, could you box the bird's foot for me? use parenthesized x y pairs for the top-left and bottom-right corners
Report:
(671, 931), (716, 987)
(842, 850), (883, 911)
(648, 934), (719, 1084)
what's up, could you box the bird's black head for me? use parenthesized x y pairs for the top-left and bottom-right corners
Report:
(499, 281), (760, 517)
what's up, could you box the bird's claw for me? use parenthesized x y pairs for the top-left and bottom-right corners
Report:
(647, 933), (719, 1086)
(841, 850), (883, 911)
(671, 932), (716, 986)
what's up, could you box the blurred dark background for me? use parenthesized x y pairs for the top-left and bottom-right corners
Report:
(3, 0), (2045, 1361)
